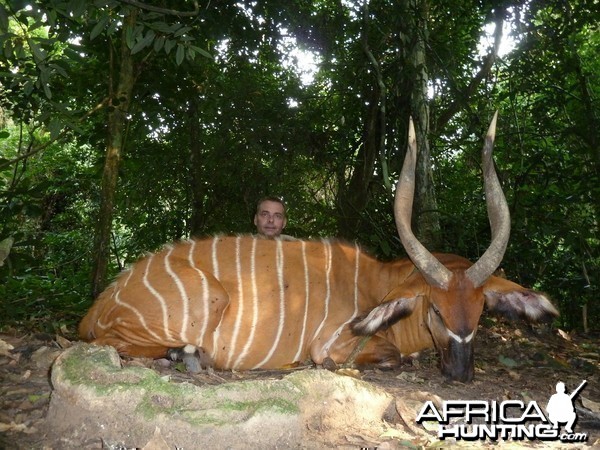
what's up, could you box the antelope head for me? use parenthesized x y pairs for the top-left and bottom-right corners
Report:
(393, 113), (553, 382)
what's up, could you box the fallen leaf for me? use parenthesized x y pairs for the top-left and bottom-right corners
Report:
(498, 355), (519, 368)
(396, 371), (424, 383)
(0, 338), (14, 357)
(0, 422), (29, 433)
(55, 335), (71, 349)
(28, 393), (50, 403)
(506, 369), (521, 380)
(581, 396), (600, 414)
(380, 428), (404, 438)
(0, 237), (14, 267)
(31, 347), (61, 369)
(557, 329), (571, 341)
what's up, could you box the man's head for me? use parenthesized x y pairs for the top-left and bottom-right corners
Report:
(254, 196), (287, 238)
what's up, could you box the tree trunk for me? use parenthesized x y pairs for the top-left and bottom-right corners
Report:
(405, 0), (441, 249)
(335, 2), (385, 239)
(336, 85), (381, 239)
(90, 10), (137, 299)
(188, 98), (206, 236)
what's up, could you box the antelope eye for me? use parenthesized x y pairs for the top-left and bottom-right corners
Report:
(431, 304), (442, 316)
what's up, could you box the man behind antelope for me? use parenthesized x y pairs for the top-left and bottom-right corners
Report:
(254, 196), (294, 240)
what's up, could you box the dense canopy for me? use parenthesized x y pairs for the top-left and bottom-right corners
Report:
(0, 0), (598, 333)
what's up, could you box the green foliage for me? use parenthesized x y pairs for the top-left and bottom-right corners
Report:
(0, 122), (98, 332)
(0, 0), (211, 147)
(0, 0), (598, 333)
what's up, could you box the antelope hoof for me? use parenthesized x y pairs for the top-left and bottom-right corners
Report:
(321, 357), (338, 372)
(167, 344), (213, 373)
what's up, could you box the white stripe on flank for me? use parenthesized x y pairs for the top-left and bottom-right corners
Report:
(114, 287), (163, 342)
(293, 241), (310, 362)
(254, 238), (286, 368)
(165, 245), (190, 342)
(123, 266), (135, 286)
(234, 237), (258, 368)
(322, 243), (361, 354)
(97, 268), (135, 330)
(211, 236), (220, 279)
(311, 239), (332, 342)
(96, 307), (115, 330)
(226, 236), (244, 367)
(210, 236), (221, 361)
(143, 254), (174, 341)
(187, 240), (210, 346)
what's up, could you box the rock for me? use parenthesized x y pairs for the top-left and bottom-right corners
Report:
(47, 343), (393, 448)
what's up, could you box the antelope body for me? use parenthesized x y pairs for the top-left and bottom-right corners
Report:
(79, 113), (558, 382)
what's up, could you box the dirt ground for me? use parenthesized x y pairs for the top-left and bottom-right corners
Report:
(1, 318), (599, 449)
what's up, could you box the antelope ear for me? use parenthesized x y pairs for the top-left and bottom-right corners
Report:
(352, 286), (421, 336)
(483, 276), (559, 322)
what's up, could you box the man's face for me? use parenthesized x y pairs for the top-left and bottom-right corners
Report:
(254, 200), (287, 237)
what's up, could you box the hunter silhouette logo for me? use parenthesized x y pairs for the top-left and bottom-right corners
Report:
(416, 380), (588, 442)
(546, 380), (586, 434)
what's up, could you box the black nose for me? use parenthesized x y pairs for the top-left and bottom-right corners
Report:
(441, 341), (474, 382)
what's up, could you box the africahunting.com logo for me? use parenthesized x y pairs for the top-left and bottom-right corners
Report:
(416, 380), (588, 443)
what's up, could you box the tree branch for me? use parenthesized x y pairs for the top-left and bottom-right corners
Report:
(118, 0), (200, 17)
(435, 7), (505, 132)
(0, 98), (110, 170)
(361, 0), (391, 196)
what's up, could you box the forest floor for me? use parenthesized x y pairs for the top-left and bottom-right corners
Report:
(1, 318), (599, 449)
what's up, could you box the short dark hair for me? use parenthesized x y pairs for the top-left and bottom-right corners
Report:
(256, 196), (287, 215)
